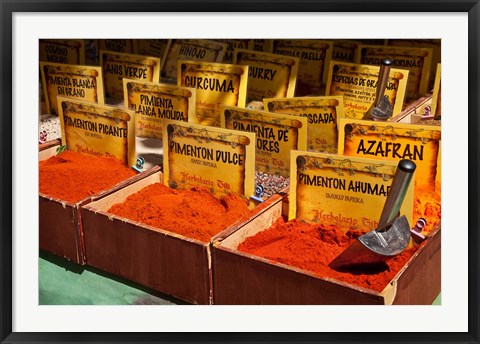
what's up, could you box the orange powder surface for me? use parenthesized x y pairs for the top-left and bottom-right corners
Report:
(108, 183), (252, 243)
(238, 187), (440, 293)
(39, 150), (136, 203)
(238, 218), (420, 292)
(414, 184), (441, 235)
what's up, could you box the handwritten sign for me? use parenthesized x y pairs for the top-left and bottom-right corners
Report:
(248, 39), (272, 52)
(40, 63), (104, 116)
(234, 49), (299, 103)
(332, 40), (358, 62)
(39, 39), (85, 65)
(211, 39), (250, 63)
(221, 106), (307, 177)
(431, 63), (441, 118)
(289, 151), (414, 232)
(357, 45), (433, 100)
(163, 120), (255, 199)
(123, 79), (195, 139)
(272, 39), (333, 94)
(338, 118), (441, 192)
(100, 50), (160, 103)
(178, 61), (248, 127)
(386, 39), (441, 89)
(133, 39), (171, 70)
(325, 61), (408, 119)
(161, 39), (227, 83)
(264, 96), (344, 153)
(58, 97), (136, 166)
(98, 39), (134, 54)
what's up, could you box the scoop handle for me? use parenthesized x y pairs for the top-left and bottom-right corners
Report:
(377, 159), (416, 230)
(374, 58), (393, 107)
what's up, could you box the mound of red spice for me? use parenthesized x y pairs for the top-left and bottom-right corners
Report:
(107, 183), (252, 243)
(238, 218), (419, 292)
(39, 150), (136, 203)
(238, 182), (440, 293)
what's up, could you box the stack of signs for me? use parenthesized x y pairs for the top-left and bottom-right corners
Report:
(177, 61), (249, 127)
(38, 39), (85, 115)
(331, 40), (359, 63)
(161, 39), (227, 83)
(386, 39), (441, 90)
(132, 39), (171, 70)
(98, 39), (134, 54)
(211, 39), (250, 64)
(289, 151), (414, 232)
(39, 39), (85, 65)
(337, 118), (441, 193)
(325, 61), (408, 120)
(40, 62), (104, 115)
(57, 97), (136, 167)
(248, 39), (272, 52)
(100, 50), (160, 104)
(234, 49), (299, 103)
(220, 106), (307, 178)
(264, 96), (344, 153)
(431, 64), (441, 118)
(162, 120), (256, 199)
(271, 39), (333, 96)
(356, 44), (433, 101)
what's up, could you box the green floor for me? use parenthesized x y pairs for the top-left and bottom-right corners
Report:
(39, 251), (441, 305)
(39, 251), (185, 305)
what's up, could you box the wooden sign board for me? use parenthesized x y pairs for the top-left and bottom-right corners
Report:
(337, 118), (441, 192)
(356, 45), (433, 100)
(98, 39), (134, 54)
(220, 106), (307, 177)
(233, 49), (299, 103)
(289, 151), (414, 232)
(430, 63), (441, 118)
(325, 61), (408, 120)
(264, 96), (344, 153)
(99, 50), (160, 103)
(40, 62), (104, 116)
(272, 39), (333, 92)
(39, 39), (85, 65)
(161, 39), (227, 83)
(211, 39), (250, 64)
(133, 39), (171, 69)
(163, 120), (256, 199)
(332, 40), (358, 63)
(178, 60), (248, 127)
(123, 79), (195, 139)
(58, 97), (136, 167)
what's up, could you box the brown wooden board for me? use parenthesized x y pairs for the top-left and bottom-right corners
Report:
(39, 142), (159, 265)
(212, 199), (441, 305)
(39, 192), (89, 264)
(81, 170), (283, 304)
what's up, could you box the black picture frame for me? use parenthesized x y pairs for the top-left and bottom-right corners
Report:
(1, 1), (478, 343)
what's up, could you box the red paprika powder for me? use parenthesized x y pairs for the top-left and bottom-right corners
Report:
(238, 188), (440, 293)
(39, 150), (136, 203)
(108, 183), (252, 243)
(238, 217), (421, 292)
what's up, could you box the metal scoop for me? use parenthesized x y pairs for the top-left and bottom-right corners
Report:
(362, 58), (393, 121)
(329, 159), (416, 270)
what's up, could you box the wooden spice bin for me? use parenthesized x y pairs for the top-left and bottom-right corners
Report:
(39, 141), (158, 265)
(212, 198), (441, 305)
(81, 170), (284, 305)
